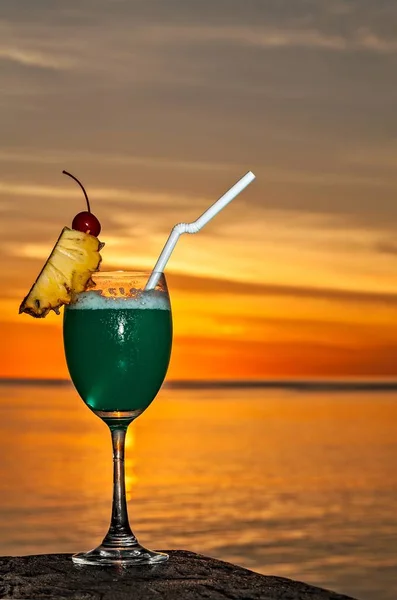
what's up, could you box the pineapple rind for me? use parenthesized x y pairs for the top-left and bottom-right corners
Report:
(19, 227), (103, 318)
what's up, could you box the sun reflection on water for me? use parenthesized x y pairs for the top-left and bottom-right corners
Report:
(0, 384), (396, 600)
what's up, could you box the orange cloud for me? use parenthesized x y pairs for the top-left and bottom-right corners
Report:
(4, 270), (397, 381)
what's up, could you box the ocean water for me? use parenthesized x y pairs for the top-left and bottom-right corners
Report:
(0, 382), (396, 600)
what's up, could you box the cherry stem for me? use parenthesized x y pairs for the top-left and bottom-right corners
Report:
(62, 170), (91, 213)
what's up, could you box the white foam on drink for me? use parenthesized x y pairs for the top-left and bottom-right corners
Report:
(68, 289), (170, 310)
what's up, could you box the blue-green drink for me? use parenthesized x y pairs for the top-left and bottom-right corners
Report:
(64, 288), (172, 418)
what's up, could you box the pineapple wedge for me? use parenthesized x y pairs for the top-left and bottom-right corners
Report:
(19, 227), (104, 318)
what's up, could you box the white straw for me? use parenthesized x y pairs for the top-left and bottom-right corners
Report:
(145, 171), (256, 290)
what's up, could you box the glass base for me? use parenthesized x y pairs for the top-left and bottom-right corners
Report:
(72, 543), (169, 566)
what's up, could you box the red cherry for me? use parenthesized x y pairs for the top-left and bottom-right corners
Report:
(62, 170), (102, 237)
(72, 211), (101, 236)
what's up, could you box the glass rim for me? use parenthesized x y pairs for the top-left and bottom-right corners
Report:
(91, 269), (164, 277)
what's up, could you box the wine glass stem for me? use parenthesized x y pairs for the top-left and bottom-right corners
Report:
(102, 425), (137, 548)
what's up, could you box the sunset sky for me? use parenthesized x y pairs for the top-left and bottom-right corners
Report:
(1, 0), (397, 380)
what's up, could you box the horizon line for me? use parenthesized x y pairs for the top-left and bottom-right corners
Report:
(1, 377), (397, 391)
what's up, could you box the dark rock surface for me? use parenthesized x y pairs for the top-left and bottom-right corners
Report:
(0, 550), (359, 600)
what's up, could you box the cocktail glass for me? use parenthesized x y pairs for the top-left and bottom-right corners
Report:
(63, 270), (172, 566)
